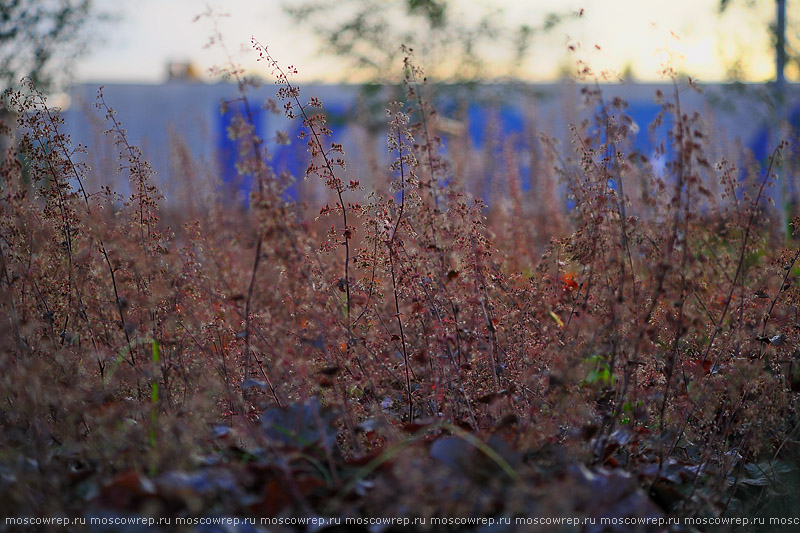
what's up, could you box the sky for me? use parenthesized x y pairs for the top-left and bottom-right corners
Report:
(74, 0), (782, 85)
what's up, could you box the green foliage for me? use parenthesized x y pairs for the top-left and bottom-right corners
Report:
(583, 355), (615, 388)
(0, 0), (105, 92)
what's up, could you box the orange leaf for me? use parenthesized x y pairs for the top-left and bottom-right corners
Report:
(561, 273), (579, 291)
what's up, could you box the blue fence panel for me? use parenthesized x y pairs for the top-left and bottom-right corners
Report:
(218, 100), (264, 207)
(213, 87), (786, 209)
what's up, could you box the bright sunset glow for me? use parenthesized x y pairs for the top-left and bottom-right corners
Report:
(75, 0), (785, 84)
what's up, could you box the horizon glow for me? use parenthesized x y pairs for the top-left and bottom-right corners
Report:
(74, 0), (784, 85)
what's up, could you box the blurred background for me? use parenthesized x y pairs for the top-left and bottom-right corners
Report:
(2, 0), (788, 88)
(1, 0), (798, 221)
(34, 0), (800, 86)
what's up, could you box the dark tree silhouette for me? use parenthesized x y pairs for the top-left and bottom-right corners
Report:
(719, 0), (788, 86)
(283, 0), (566, 81)
(1, 0), (103, 92)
